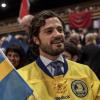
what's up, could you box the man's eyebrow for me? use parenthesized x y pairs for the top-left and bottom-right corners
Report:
(41, 27), (53, 31)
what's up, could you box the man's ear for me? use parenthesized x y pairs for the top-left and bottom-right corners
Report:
(32, 36), (39, 45)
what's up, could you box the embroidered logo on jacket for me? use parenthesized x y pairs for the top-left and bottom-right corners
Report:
(71, 80), (88, 98)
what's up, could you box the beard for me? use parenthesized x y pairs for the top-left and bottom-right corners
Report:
(39, 36), (65, 56)
(40, 44), (64, 56)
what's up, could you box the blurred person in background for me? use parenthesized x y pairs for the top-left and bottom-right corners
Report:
(18, 14), (34, 33)
(0, 36), (7, 47)
(15, 34), (28, 43)
(5, 44), (26, 69)
(80, 33), (100, 79)
(63, 42), (80, 62)
(66, 32), (82, 50)
(78, 28), (87, 46)
(18, 14), (39, 64)
(94, 32), (100, 45)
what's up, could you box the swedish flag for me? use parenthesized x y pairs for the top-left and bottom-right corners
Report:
(0, 49), (32, 100)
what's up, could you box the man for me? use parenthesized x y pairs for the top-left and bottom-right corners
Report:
(18, 10), (100, 100)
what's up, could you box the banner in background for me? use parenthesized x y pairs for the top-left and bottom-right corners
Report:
(68, 10), (92, 29)
(18, 0), (30, 20)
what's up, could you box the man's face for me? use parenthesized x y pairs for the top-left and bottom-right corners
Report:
(34, 17), (65, 58)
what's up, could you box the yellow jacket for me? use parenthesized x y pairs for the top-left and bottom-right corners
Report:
(18, 59), (100, 100)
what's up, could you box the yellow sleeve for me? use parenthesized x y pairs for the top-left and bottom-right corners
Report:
(92, 81), (100, 100)
(89, 68), (100, 100)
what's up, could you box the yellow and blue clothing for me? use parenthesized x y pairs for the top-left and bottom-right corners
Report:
(18, 57), (100, 100)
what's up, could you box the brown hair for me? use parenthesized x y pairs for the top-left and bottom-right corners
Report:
(30, 10), (65, 37)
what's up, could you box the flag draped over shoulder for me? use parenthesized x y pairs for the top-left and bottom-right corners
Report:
(68, 10), (92, 29)
(18, 0), (30, 20)
(0, 49), (32, 100)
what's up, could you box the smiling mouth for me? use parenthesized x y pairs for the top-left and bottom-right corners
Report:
(53, 41), (64, 45)
(51, 39), (64, 44)
(53, 42), (63, 44)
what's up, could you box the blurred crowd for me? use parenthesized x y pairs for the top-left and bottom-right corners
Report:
(64, 29), (100, 79)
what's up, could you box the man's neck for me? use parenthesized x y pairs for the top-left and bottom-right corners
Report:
(40, 51), (60, 61)
(40, 54), (59, 61)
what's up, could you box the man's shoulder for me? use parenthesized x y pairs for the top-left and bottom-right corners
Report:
(18, 61), (37, 76)
(18, 61), (38, 81)
(67, 59), (90, 71)
(19, 61), (36, 71)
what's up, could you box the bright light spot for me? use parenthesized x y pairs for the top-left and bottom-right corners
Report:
(1, 3), (7, 8)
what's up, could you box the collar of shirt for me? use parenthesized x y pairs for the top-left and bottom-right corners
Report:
(40, 55), (64, 67)
(40, 55), (64, 76)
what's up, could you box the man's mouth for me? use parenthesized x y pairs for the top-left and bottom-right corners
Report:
(51, 39), (64, 44)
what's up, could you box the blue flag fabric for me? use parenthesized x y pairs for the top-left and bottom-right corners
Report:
(0, 49), (33, 100)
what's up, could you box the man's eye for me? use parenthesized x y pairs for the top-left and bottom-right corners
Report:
(46, 29), (53, 34)
(57, 28), (63, 33)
